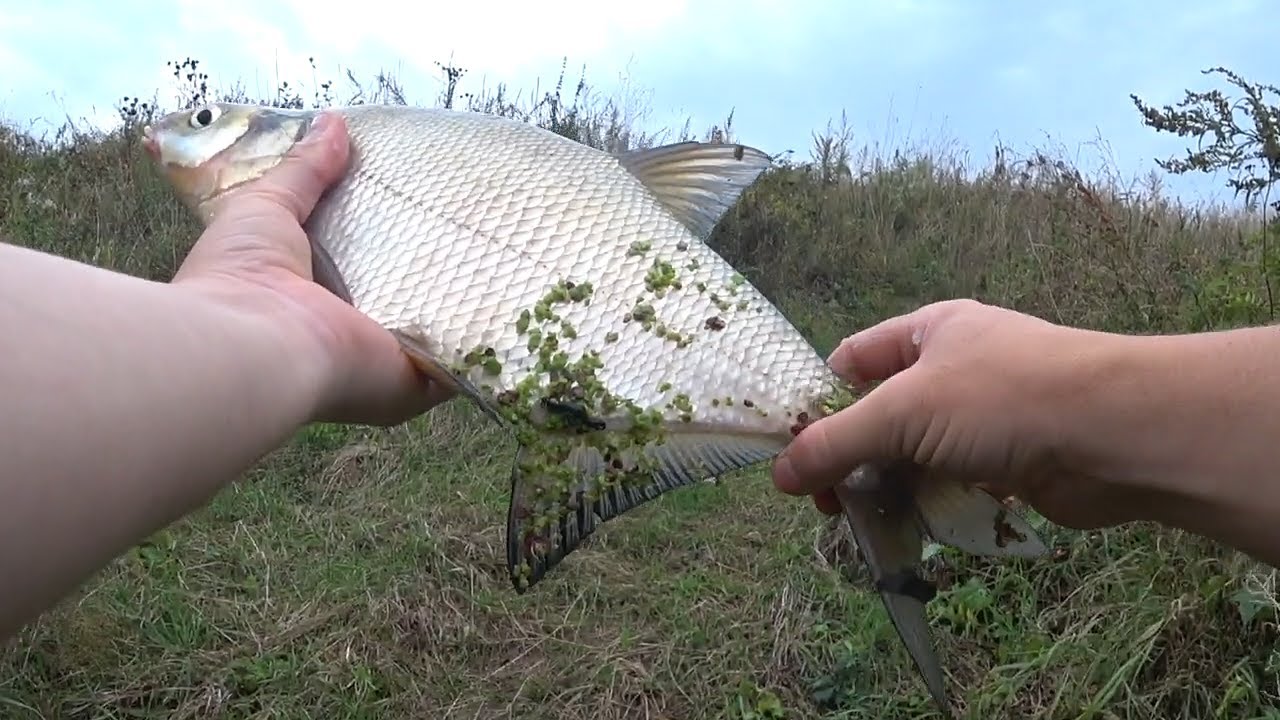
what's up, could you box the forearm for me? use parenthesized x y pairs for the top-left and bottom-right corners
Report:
(0, 243), (325, 637)
(1078, 324), (1280, 565)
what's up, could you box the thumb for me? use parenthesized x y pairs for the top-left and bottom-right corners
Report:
(772, 369), (919, 496)
(212, 111), (351, 225)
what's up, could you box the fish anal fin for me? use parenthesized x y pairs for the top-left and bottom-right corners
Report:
(616, 141), (773, 239)
(913, 477), (1049, 559)
(389, 328), (503, 424)
(507, 431), (781, 592)
(308, 237), (354, 305)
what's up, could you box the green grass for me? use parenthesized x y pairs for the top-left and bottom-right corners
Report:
(2, 58), (1279, 719)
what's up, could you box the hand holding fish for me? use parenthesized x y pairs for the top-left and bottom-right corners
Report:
(773, 298), (1280, 569)
(166, 111), (454, 426)
(0, 110), (451, 639)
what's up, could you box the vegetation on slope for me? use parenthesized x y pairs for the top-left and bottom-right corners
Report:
(1, 57), (1278, 719)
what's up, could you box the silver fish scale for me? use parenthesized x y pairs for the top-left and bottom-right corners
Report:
(305, 104), (836, 438)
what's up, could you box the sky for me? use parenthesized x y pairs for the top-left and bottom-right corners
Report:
(1, 0), (1275, 209)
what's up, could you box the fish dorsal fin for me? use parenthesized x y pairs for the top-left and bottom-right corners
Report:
(616, 141), (773, 239)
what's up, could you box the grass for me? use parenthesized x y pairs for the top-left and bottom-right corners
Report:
(2, 57), (1280, 719)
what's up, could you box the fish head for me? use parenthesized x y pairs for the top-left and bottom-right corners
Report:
(142, 102), (317, 219)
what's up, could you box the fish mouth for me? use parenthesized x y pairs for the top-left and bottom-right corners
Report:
(141, 125), (159, 161)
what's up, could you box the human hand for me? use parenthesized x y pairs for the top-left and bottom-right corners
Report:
(773, 299), (1143, 531)
(163, 111), (455, 426)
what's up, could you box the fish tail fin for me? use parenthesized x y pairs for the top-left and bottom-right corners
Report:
(506, 431), (781, 592)
(830, 462), (1051, 717)
(833, 464), (952, 718)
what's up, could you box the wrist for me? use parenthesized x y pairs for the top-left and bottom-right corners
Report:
(1059, 330), (1203, 509)
(171, 275), (334, 429)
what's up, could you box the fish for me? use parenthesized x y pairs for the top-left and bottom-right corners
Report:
(141, 101), (1050, 715)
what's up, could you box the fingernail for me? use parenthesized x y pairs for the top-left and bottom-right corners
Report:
(304, 112), (333, 141)
(826, 339), (853, 366)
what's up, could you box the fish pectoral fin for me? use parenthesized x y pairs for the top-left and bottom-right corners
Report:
(390, 329), (503, 424)
(913, 477), (1050, 559)
(506, 431), (782, 592)
(308, 237), (354, 305)
(834, 469), (953, 718)
(616, 141), (773, 239)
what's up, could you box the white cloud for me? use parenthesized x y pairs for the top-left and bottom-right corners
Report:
(0, 0), (981, 130)
(163, 0), (697, 108)
(0, 0), (1275, 207)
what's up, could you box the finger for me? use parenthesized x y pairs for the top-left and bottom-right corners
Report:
(826, 314), (924, 385)
(772, 371), (913, 495)
(221, 111), (351, 226)
(360, 368), (456, 427)
(827, 301), (962, 383)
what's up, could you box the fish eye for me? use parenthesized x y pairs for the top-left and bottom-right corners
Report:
(189, 105), (220, 129)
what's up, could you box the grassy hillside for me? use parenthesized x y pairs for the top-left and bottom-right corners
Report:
(1, 58), (1278, 720)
